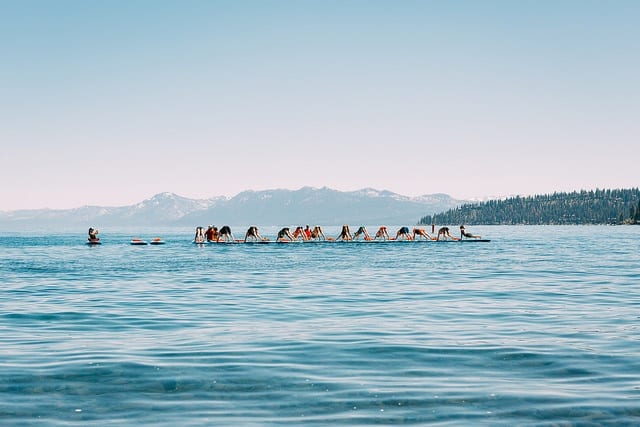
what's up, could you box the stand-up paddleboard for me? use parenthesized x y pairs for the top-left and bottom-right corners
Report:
(149, 238), (165, 245)
(130, 238), (148, 245)
(440, 239), (491, 242)
(87, 239), (101, 245)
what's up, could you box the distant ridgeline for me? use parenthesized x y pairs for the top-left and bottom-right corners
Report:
(419, 188), (640, 225)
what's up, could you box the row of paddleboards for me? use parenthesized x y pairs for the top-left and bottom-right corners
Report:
(131, 238), (166, 245)
(194, 238), (491, 244)
(88, 238), (490, 245)
(87, 238), (166, 245)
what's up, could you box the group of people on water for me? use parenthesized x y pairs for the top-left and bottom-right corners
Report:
(89, 224), (481, 244)
(193, 224), (481, 243)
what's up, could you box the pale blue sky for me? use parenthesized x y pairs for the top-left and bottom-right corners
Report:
(1, 0), (638, 210)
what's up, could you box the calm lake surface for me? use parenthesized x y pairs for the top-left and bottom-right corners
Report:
(1, 225), (639, 426)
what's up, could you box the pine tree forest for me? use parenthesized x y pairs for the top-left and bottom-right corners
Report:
(419, 188), (640, 225)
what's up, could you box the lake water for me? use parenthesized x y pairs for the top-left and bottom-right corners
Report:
(1, 225), (639, 425)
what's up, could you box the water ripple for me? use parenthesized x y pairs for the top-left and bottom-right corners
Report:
(1, 226), (640, 425)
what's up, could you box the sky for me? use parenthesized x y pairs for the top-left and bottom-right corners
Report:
(1, 0), (638, 210)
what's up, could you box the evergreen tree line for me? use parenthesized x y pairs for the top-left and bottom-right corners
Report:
(419, 188), (640, 225)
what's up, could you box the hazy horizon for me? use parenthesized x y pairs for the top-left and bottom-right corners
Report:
(1, 185), (635, 212)
(2, 1), (638, 210)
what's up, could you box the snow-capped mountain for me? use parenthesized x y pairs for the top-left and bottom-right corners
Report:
(0, 187), (468, 228)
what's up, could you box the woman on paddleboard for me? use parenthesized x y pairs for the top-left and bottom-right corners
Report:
(310, 226), (326, 240)
(205, 225), (218, 242)
(395, 226), (412, 240)
(460, 225), (481, 239)
(374, 226), (390, 240)
(353, 226), (371, 240)
(244, 226), (266, 242)
(412, 228), (433, 240)
(336, 225), (353, 241)
(194, 226), (205, 243)
(436, 227), (459, 241)
(276, 227), (296, 242)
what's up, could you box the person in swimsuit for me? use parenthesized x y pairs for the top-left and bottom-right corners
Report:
(310, 226), (326, 240)
(276, 227), (296, 242)
(374, 226), (390, 240)
(353, 226), (371, 240)
(460, 225), (481, 239)
(293, 226), (308, 241)
(412, 228), (433, 240)
(205, 225), (218, 242)
(437, 226), (459, 241)
(244, 226), (265, 242)
(217, 225), (235, 242)
(336, 225), (353, 241)
(395, 226), (412, 240)
(194, 226), (205, 243)
(304, 225), (312, 240)
(88, 227), (99, 242)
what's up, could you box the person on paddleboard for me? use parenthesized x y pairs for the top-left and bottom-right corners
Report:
(205, 225), (218, 242)
(395, 226), (412, 240)
(88, 227), (99, 241)
(194, 226), (205, 243)
(353, 226), (371, 240)
(460, 225), (482, 239)
(412, 228), (433, 240)
(436, 226), (459, 241)
(217, 225), (235, 242)
(276, 227), (296, 242)
(244, 226), (266, 242)
(336, 225), (353, 241)
(374, 226), (390, 240)
(310, 226), (326, 240)
(293, 226), (309, 241)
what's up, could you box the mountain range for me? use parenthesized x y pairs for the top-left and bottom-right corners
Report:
(0, 187), (468, 228)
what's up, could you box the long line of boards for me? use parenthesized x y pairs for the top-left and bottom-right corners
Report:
(195, 238), (491, 244)
(87, 238), (490, 246)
